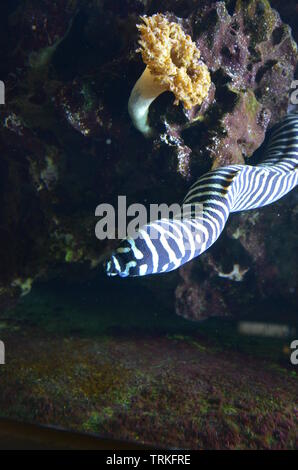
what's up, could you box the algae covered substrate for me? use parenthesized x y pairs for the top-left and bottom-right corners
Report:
(0, 276), (297, 449)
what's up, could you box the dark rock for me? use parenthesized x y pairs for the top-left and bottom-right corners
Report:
(154, 0), (297, 173)
(175, 193), (298, 321)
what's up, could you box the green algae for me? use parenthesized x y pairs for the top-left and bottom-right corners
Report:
(83, 408), (114, 433)
(166, 334), (207, 352)
(236, 0), (277, 45)
(244, 89), (260, 118)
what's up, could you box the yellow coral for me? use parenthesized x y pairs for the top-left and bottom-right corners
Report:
(137, 14), (211, 109)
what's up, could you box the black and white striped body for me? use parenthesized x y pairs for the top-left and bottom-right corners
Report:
(105, 114), (298, 277)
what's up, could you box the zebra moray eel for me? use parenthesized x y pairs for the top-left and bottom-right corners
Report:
(105, 113), (298, 277)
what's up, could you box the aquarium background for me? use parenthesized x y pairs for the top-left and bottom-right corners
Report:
(0, 0), (297, 449)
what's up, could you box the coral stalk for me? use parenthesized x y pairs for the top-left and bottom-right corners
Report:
(128, 66), (167, 137)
